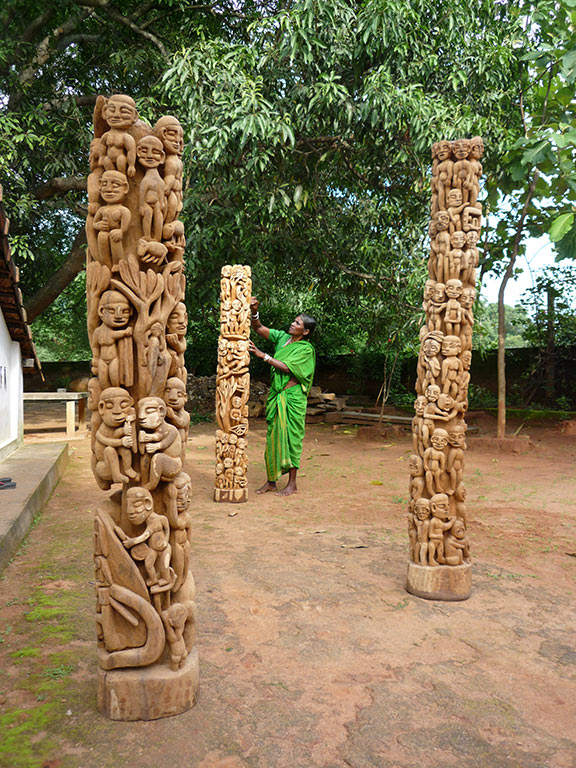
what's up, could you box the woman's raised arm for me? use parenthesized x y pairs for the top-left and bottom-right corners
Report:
(250, 297), (270, 340)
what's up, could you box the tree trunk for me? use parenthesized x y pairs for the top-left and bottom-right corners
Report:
(496, 170), (540, 439)
(24, 228), (87, 323)
(496, 279), (508, 438)
(545, 287), (555, 406)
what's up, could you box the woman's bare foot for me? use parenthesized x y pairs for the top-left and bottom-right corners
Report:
(256, 481), (277, 494)
(276, 482), (297, 497)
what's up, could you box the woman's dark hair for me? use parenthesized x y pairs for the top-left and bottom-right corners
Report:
(300, 313), (317, 338)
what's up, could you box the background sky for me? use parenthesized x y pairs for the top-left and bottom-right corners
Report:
(480, 235), (557, 307)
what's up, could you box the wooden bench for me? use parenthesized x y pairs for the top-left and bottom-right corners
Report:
(23, 392), (88, 438)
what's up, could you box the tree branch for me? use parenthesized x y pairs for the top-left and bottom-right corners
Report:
(33, 176), (87, 201)
(74, 0), (168, 57)
(8, 10), (91, 110)
(24, 228), (87, 323)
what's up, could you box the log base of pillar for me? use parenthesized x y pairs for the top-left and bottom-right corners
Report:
(406, 562), (471, 601)
(213, 488), (247, 503)
(97, 648), (199, 721)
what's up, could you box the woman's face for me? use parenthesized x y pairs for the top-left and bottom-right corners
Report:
(289, 315), (308, 337)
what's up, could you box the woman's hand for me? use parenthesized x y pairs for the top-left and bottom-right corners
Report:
(250, 297), (259, 314)
(249, 339), (263, 358)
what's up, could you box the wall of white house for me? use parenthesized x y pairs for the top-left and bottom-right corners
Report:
(0, 309), (23, 460)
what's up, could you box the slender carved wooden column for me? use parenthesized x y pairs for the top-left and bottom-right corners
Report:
(214, 264), (251, 502)
(406, 137), (484, 601)
(86, 94), (198, 719)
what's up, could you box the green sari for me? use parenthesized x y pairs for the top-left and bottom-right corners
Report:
(264, 329), (316, 482)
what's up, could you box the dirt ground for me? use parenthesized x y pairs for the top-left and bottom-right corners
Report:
(1, 403), (576, 768)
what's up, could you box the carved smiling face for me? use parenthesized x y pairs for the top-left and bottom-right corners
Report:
(415, 499), (431, 520)
(98, 291), (132, 328)
(137, 136), (165, 169)
(452, 139), (471, 160)
(99, 171), (129, 204)
(103, 95), (138, 129)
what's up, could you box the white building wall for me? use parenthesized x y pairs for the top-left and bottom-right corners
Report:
(0, 309), (23, 460)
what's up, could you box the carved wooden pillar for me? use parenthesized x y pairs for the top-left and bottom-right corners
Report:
(86, 94), (198, 719)
(214, 264), (251, 502)
(406, 136), (484, 601)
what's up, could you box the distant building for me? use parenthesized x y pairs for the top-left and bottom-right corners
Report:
(0, 185), (42, 460)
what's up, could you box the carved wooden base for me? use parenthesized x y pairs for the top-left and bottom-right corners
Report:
(214, 488), (247, 503)
(97, 648), (199, 721)
(406, 561), (471, 601)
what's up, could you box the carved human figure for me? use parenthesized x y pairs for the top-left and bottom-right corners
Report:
(92, 171), (131, 268)
(459, 287), (475, 352)
(412, 395), (428, 455)
(138, 396), (182, 490)
(424, 427), (448, 496)
(409, 454), (426, 501)
(161, 602), (194, 670)
(428, 282), (446, 332)
(452, 483), (468, 525)
(137, 135), (166, 242)
(164, 377), (190, 457)
(434, 211), (451, 282)
(414, 498), (431, 565)
(447, 423), (467, 492)
(166, 302), (187, 378)
(421, 331), (442, 389)
(428, 492), (454, 566)
(118, 486), (172, 587)
(447, 231), (466, 281)
(452, 138), (472, 203)
(91, 290), (133, 388)
(426, 392), (465, 425)
(468, 136), (484, 206)
(441, 335), (463, 398)
(444, 279), (463, 336)
(421, 384), (441, 450)
(164, 472), (192, 592)
(141, 321), (171, 397)
(93, 387), (138, 489)
(458, 350), (472, 404)
(422, 279), (436, 315)
(154, 116), (184, 224)
(428, 220), (438, 279)
(446, 188), (465, 234)
(444, 519), (470, 565)
(99, 94), (138, 178)
(435, 140), (454, 212)
(463, 230), (479, 285)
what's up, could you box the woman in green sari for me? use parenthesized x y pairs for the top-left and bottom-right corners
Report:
(249, 297), (316, 496)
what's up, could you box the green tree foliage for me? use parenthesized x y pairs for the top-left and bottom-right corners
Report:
(474, 301), (530, 350)
(164, 0), (527, 365)
(2, 0), (572, 372)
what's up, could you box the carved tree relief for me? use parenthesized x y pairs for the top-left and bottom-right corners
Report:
(86, 94), (198, 720)
(214, 265), (251, 503)
(406, 137), (483, 602)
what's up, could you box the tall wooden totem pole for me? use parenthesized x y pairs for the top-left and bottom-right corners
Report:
(214, 264), (251, 502)
(86, 94), (198, 720)
(406, 137), (484, 601)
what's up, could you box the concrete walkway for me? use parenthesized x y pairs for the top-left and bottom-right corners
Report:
(0, 441), (68, 573)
